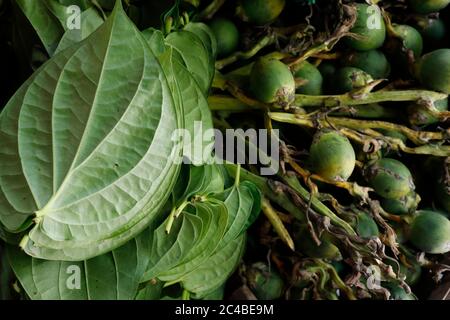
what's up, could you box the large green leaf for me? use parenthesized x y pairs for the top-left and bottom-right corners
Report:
(0, 1), (183, 261)
(183, 22), (217, 61)
(7, 229), (152, 300)
(214, 181), (262, 247)
(135, 279), (164, 300)
(181, 234), (247, 298)
(159, 45), (214, 165)
(141, 28), (166, 57)
(142, 211), (204, 280)
(16, 0), (66, 55)
(177, 164), (225, 203)
(165, 30), (215, 96)
(157, 201), (228, 282)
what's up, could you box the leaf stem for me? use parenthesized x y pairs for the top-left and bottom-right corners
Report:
(234, 164), (241, 187)
(208, 95), (255, 112)
(269, 112), (448, 145)
(215, 34), (276, 70)
(165, 207), (177, 234)
(222, 80), (271, 111)
(282, 174), (357, 236)
(196, 0), (225, 20)
(174, 201), (190, 219)
(224, 163), (307, 223)
(261, 197), (295, 251)
(294, 90), (447, 108)
(181, 288), (191, 300)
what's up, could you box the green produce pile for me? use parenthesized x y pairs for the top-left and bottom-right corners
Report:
(0, 0), (450, 300)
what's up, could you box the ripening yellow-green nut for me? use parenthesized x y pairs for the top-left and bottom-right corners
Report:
(345, 3), (386, 51)
(414, 49), (450, 94)
(240, 0), (285, 25)
(249, 58), (295, 106)
(365, 158), (415, 200)
(409, 210), (450, 254)
(309, 129), (356, 181)
(409, 0), (450, 14)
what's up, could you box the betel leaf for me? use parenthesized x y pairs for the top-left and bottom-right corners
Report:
(198, 285), (225, 300)
(157, 201), (228, 282)
(55, 7), (104, 53)
(165, 29), (215, 96)
(142, 204), (211, 281)
(183, 22), (217, 60)
(7, 228), (152, 300)
(16, 0), (67, 55)
(176, 164), (225, 204)
(135, 279), (164, 300)
(158, 43), (214, 165)
(141, 28), (166, 57)
(181, 234), (247, 298)
(214, 180), (262, 246)
(0, 1), (183, 261)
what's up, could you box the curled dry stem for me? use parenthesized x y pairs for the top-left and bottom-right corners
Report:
(269, 112), (449, 156)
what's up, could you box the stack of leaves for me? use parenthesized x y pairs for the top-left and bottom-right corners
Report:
(0, 1), (261, 300)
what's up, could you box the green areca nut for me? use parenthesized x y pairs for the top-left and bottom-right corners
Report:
(345, 3), (386, 51)
(365, 158), (415, 200)
(249, 58), (295, 106)
(309, 129), (356, 181)
(209, 18), (239, 58)
(409, 210), (450, 254)
(240, 0), (285, 25)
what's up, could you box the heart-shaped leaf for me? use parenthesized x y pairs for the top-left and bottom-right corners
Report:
(7, 229), (152, 300)
(165, 30), (215, 96)
(157, 201), (228, 282)
(0, 1), (183, 261)
(181, 234), (247, 298)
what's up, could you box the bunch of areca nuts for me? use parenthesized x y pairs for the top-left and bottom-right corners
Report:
(199, 0), (450, 300)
